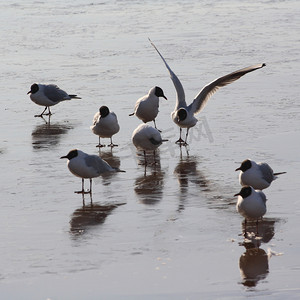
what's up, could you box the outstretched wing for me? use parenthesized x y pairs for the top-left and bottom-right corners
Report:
(149, 39), (187, 108)
(44, 84), (70, 102)
(188, 63), (266, 114)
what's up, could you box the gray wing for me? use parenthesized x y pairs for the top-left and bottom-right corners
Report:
(259, 162), (274, 183)
(188, 63), (266, 114)
(149, 137), (162, 146)
(149, 39), (187, 108)
(44, 84), (70, 102)
(258, 191), (267, 203)
(85, 155), (113, 174)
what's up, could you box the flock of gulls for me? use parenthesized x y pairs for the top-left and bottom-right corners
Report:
(27, 40), (286, 234)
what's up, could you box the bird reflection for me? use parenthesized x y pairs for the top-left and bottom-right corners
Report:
(174, 155), (209, 191)
(240, 218), (276, 243)
(32, 118), (73, 150)
(70, 200), (125, 236)
(134, 156), (164, 205)
(94, 150), (122, 185)
(98, 148), (121, 170)
(135, 149), (161, 166)
(174, 155), (210, 212)
(239, 247), (269, 287)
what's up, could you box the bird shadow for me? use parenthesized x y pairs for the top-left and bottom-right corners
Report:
(32, 117), (73, 150)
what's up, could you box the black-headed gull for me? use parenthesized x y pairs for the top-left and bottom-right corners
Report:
(132, 123), (167, 165)
(27, 83), (81, 117)
(60, 149), (123, 194)
(235, 186), (267, 234)
(90, 106), (120, 148)
(149, 39), (266, 145)
(129, 86), (167, 131)
(235, 159), (286, 190)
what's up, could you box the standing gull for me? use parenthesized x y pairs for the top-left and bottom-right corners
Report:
(235, 186), (267, 234)
(129, 86), (167, 131)
(236, 159), (286, 190)
(27, 83), (81, 117)
(149, 39), (265, 145)
(90, 106), (120, 147)
(132, 123), (167, 165)
(60, 149), (123, 194)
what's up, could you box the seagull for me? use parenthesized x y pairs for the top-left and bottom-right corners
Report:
(132, 123), (167, 165)
(235, 159), (286, 190)
(149, 39), (266, 145)
(234, 186), (267, 234)
(90, 106), (120, 148)
(60, 149), (123, 194)
(129, 86), (167, 131)
(27, 83), (81, 117)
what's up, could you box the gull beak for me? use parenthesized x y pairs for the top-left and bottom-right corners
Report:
(163, 95), (167, 100)
(60, 155), (67, 159)
(234, 192), (240, 197)
(27, 90), (31, 94)
(235, 167), (241, 171)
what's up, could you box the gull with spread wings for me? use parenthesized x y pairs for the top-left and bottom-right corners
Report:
(149, 39), (265, 146)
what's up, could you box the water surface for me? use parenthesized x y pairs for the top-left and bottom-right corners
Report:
(0, 0), (299, 299)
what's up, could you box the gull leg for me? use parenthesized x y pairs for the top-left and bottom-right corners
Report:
(75, 178), (85, 194)
(35, 106), (48, 117)
(75, 178), (91, 194)
(175, 128), (185, 144)
(96, 137), (105, 148)
(44, 107), (52, 116)
(153, 119), (161, 133)
(89, 178), (92, 194)
(183, 128), (189, 146)
(108, 137), (118, 147)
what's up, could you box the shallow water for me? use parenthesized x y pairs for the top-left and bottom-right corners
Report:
(1, 0), (300, 299)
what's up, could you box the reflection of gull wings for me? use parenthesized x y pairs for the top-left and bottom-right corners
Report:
(149, 38), (266, 114)
(149, 38), (186, 108)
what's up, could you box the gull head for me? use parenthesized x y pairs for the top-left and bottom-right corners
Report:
(99, 106), (110, 118)
(27, 83), (39, 95)
(176, 108), (187, 122)
(235, 159), (252, 172)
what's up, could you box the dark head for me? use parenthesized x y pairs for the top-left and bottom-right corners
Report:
(154, 86), (167, 100)
(60, 149), (78, 160)
(99, 106), (110, 118)
(177, 108), (187, 122)
(235, 159), (252, 172)
(234, 186), (252, 198)
(27, 83), (39, 95)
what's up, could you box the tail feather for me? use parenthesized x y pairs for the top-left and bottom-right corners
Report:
(113, 167), (126, 173)
(274, 171), (286, 176)
(69, 94), (81, 99)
